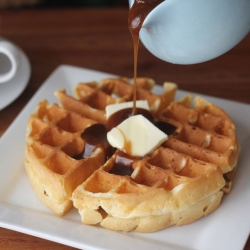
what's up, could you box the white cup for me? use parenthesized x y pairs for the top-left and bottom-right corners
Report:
(129, 0), (250, 64)
(0, 38), (21, 84)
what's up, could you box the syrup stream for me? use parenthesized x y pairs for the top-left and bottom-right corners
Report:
(128, 0), (164, 115)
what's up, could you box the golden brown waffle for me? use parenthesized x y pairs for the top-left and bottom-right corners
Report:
(55, 77), (177, 123)
(72, 147), (225, 232)
(25, 77), (240, 233)
(158, 96), (240, 193)
(25, 100), (106, 216)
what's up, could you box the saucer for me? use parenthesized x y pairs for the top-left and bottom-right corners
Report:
(0, 45), (31, 110)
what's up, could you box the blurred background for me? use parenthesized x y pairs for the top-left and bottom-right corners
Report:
(0, 0), (128, 9)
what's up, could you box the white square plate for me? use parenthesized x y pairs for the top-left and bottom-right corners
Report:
(0, 65), (250, 250)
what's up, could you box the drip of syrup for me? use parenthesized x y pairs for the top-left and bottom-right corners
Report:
(128, 0), (164, 115)
(73, 124), (114, 160)
(109, 151), (137, 176)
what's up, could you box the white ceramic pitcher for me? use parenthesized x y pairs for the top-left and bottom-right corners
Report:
(128, 0), (250, 64)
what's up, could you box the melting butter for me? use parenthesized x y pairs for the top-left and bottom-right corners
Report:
(107, 114), (168, 157)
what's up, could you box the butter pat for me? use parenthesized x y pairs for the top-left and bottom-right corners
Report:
(106, 100), (149, 119)
(107, 115), (168, 157)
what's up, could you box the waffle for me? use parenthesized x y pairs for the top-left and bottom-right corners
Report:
(159, 96), (240, 193)
(55, 77), (177, 123)
(25, 77), (240, 232)
(25, 100), (106, 216)
(72, 147), (225, 232)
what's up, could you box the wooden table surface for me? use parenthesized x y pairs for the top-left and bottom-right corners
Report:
(0, 7), (249, 250)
